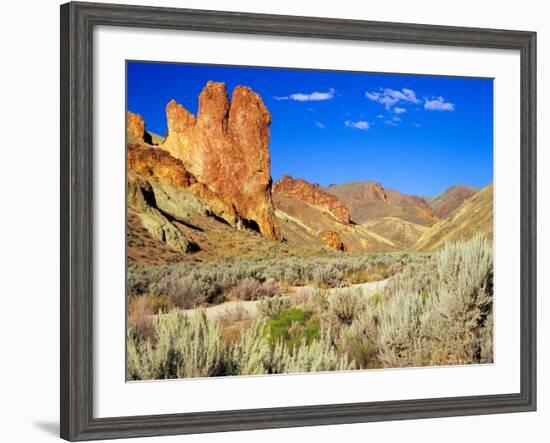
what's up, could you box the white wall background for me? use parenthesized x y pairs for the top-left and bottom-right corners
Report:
(0, 0), (547, 442)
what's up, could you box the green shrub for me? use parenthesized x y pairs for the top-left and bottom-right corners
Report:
(266, 307), (320, 348)
(337, 309), (380, 369)
(257, 295), (291, 319)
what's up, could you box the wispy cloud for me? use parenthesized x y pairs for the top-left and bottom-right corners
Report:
(383, 120), (398, 127)
(366, 88), (420, 110)
(275, 88), (335, 102)
(393, 107), (407, 114)
(413, 123), (421, 128)
(424, 96), (455, 111)
(345, 120), (370, 131)
(377, 114), (384, 119)
(392, 116), (402, 122)
(315, 121), (326, 129)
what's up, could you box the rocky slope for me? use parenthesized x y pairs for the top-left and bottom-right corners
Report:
(273, 185), (399, 253)
(415, 184), (493, 251)
(161, 81), (280, 240)
(361, 217), (428, 250)
(325, 181), (436, 226)
(273, 175), (350, 224)
(429, 184), (478, 218)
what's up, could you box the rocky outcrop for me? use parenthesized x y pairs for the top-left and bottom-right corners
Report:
(127, 111), (163, 145)
(127, 112), (146, 141)
(127, 143), (238, 226)
(128, 143), (196, 188)
(127, 175), (193, 254)
(273, 175), (351, 225)
(318, 231), (345, 251)
(162, 81), (280, 240)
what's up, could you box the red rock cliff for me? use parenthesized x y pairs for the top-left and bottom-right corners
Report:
(162, 81), (280, 240)
(273, 175), (351, 225)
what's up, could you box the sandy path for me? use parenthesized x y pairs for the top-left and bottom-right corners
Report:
(182, 278), (390, 321)
(293, 278), (389, 297)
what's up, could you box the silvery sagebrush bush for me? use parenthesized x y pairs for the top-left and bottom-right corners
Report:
(127, 309), (223, 380)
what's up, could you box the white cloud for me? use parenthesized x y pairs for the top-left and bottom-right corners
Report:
(315, 121), (326, 129)
(392, 116), (402, 122)
(275, 88), (335, 102)
(383, 120), (398, 126)
(424, 96), (455, 111)
(345, 120), (370, 131)
(366, 88), (420, 110)
(394, 107), (407, 114)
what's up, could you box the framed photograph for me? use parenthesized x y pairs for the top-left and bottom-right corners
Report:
(60, 1), (536, 441)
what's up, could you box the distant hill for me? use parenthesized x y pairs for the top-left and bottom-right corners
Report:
(361, 217), (428, 250)
(415, 184), (493, 251)
(429, 184), (478, 218)
(273, 189), (400, 253)
(325, 181), (436, 226)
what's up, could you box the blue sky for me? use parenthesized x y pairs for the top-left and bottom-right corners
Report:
(127, 61), (493, 197)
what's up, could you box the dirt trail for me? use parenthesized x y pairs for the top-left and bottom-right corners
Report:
(182, 278), (390, 321)
(293, 278), (389, 298)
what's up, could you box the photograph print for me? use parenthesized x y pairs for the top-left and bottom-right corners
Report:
(126, 61), (494, 381)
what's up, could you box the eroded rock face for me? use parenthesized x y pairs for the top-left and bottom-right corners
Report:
(127, 143), (238, 226)
(274, 175), (351, 225)
(162, 81), (280, 240)
(318, 231), (345, 251)
(128, 143), (196, 188)
(127, 112), (146, 141)
(127, 175), (193, 254)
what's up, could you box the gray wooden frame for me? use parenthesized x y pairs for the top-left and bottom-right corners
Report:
(60, 1), (537, 441)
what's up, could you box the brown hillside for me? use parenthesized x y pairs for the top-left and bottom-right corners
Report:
(415, 184), (493, 251)
(273, 192), (399, 253)
(325, 181), (436, 226)
(429, 184), (478, 218)
(361, 217), (428, 250)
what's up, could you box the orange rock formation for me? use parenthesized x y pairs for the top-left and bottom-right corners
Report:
(318, 231), (345, 251)
(162, 81), (280, 240)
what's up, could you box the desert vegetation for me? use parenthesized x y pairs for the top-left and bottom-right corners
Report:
(127, 235), (493, 379)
